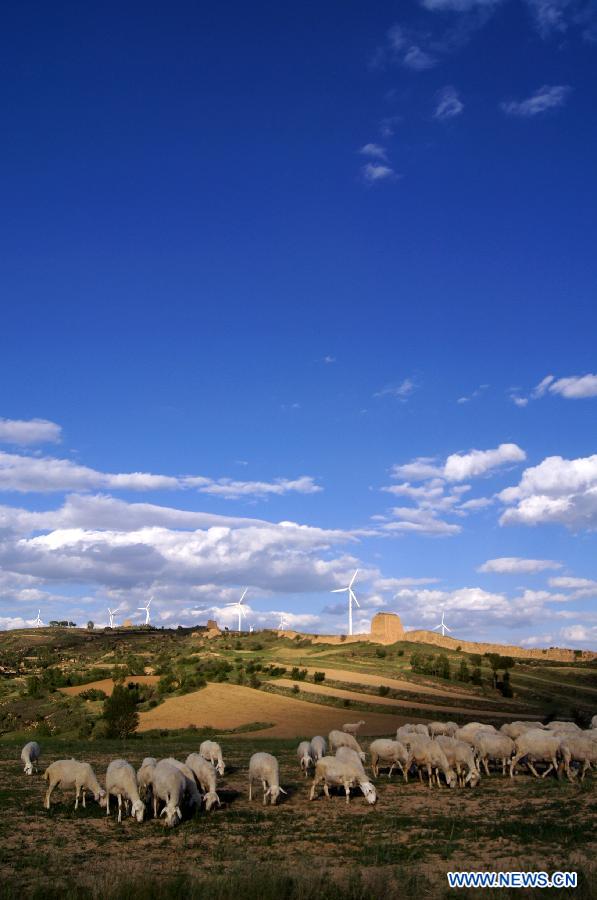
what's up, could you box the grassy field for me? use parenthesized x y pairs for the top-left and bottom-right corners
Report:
(0, 733), (595, 899)
(1, 626), (595, 897)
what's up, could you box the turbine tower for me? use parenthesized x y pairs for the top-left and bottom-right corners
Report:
(331, 569), (360, 636)
(138, 598), (152, 625)
(227, 588), (249, 633)
(108, 607), (120, 629)
(433, 610), (452, 637)
(33, 609), (43, 628)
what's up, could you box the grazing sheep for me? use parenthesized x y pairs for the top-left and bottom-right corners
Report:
(248, 752), (287, 806)
(328, 729), (365, 761)
(396, 724), (416, 741)
(437, 737), (480, 787)
(297, 741), (314, 776)
(545, 721), (580, 733)
(510, 730), (563, 778)
(310, 754), (376, 805)
(342, 720), (365, 736)
(310, 736), (327, 761)
(21, 741), (41, 776)
(199, 740), (225, 776)
(160, 758), (201, 810)
(591, 715), (597, 730)
(44, 760), (106, 810)
(500, 721), (545, 740)
(474, 733), (514, 777)
(151, 761), (184, 827)
(408, 738), (457, 788)
(137, 758), (157, 801)
(428, 722), (458, 739)
(560, 736), (597, 781)
(105, 760), (144, 823)
(185, 753), (221, 810)
(369, 739), (410, 781)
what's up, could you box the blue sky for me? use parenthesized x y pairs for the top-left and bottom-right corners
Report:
(1, 0), (596, 646)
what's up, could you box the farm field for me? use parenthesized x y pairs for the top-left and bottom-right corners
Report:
(0, 735), (595, 899)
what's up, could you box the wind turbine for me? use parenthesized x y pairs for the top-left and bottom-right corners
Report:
(138, 598), (152, 625)
(108, 607), (120, 629)
(227, 588), (249, 633)
(331, 569), (360, 636)
(277, 614), (289, 631)
(33, 610), (43, 628)
(433, 610), (452, 637)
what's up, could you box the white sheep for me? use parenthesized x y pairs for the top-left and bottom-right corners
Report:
(310, 753), (376, 805)
(105, 760), (145, 823)
(500, 721), (544, 740)
(591, 715), (597, 730)
(474, 733), (514, 777)
(310, 736), (327, 761)
(560, 736), (597, 781)
(297, 741), (314, 776)
(44, 759), (106, 810)
(369, 739), (410, 781)
(21, 741), (41, 776)
(545, 721), (580, 733)
(185, 753), (221, 811)
(199, 740), (225, 776)
(137, 758), (157, 801)
(510, 730), (563, 778)
(151, 760), (184, 827)
(428, 722), (458, 739)
(248, 752), (287, 805)
(408, 738), (457, 788)
(436, 737), (480, 787)
(328, 729), (365, 761)
(342, 720), (365, 736)
(396, 724), (416, 741)
(160, 758), (201, 810)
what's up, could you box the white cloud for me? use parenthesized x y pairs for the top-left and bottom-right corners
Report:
(359, 143), (388, 161)
(547, 374), (597, 399)
(323, 355), (336, 364)
(524, 0), (573, 37)
(560, 624), (597, 644)
(362, 163), (396, 183)
(390, 458), (444, 481)
(382, 507), (462, 535)
(457, 384), (488, 404)
(549, 576), (597, 590)
(434, 86), (464, 120)
(478, 557), (563, 574)
(374, 576), (441, 590)
(499, 453), (597, 530)
(459, 496), (493, 510)
(500, 85), (571, 117)
(374, 378), (416, 400)
(0, 417), (62, 445)
(0, 450), (321, 498)
(422, 0), (501, 9)
(444, 443), (526, 481)
(404, 45), (437, 69)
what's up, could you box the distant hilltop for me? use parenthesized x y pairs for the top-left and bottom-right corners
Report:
(200, 612), (596, 663)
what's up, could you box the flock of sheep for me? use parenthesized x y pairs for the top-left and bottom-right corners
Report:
(19, 714), (597, 826)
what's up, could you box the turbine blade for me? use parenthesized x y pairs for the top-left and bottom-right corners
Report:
(349, 569), (359, 588)
(240, 588), (248, 602)
(432, 624), (440, 630)
(445, 625), (452, 632)
(350, 590), (360, 608)
(330, 588), (347, 594)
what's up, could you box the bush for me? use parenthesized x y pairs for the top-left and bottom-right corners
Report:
(291, 667), (307, 681)
(102, 684), (140, 738)
(378, 685), (390, 697)
(471, 666), (483, 686)
(397, 650), (404, 657)
(457, 660), (470, 683)
(292, 684), (299, 694)
(375, 648), (387, 658)
(79, 688), (108, 701)
(313, 671), (326, 683)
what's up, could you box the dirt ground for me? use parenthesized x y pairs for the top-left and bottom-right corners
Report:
(271, 678), (518, 719)
(278, 665), (488, 700)
(136, 682), (411, 736)
(0, 736), (594, 898)
(60, 676), (160, 697)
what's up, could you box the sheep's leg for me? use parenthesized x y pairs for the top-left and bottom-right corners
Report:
(541, 763), (554, 778)
(344, 781), (350, 804)
(527, 761), (540, 777)
(82, 788), (87, 808)
(75, 785), (80, 810)
(427, 765), (433, 788)
(117, 795), (122, 824)
(248, 777), (252, 802)
(45, 783), (54, 809)
(483, 758), (490, 777)
(106, 793), (110, 816)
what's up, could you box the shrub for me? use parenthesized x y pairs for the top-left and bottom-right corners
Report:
(378, 685), (390, 697)
(397, 649), (404, 657)
(375, 648), (387, 658)
(102, 684), (140, 738)
(313, 672), (326, 683)
(457, 660), (470, 683)
(79, 688), (108, 701)
(292, 684), (299, 694)
(471, 666), (483, 686)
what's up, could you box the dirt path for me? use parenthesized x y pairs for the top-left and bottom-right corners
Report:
(60, 676), (159, 696)
(136, 682), (423, 737)
(271, 679), (518, 719)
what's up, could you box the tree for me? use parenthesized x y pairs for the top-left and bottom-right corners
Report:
(500, 670), (513, 698)
(457, 659), (470, 683)
(103, 684), (139, 738)
(471, 666), (483, 686)
(438, 654), (451, 680)
(87, 621), (94, 631)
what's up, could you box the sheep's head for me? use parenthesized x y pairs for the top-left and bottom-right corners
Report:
(216, 760), (225, 776)
(97, 789), (107, 808)
(266, 785), (288, 805)
(359, 781), (377, 805)
(24, 764), (33, 776)
(465, 770), (480, 788)
(131, 799), (145, 822)
(160, 804), (182, 827)
(359, 752), (366, 763)
(446, 770), (458, 789)
(204, 791), (221, 811)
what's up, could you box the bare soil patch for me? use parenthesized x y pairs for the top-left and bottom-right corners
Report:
(60, 676), (159, 696)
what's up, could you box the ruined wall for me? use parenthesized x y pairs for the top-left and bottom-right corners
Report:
(403, 629), (596, 662)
